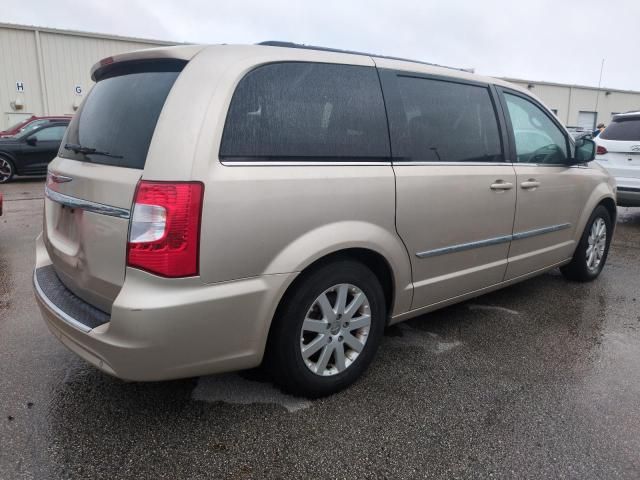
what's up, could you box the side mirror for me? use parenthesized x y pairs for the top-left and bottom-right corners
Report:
(572, 137), (596, 164)
(26, 136), (37, 146)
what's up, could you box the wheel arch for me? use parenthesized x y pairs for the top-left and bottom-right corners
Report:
(275, 247), (397, 321)
(0, 152), (17, 181)
(574, 187), (617, 244)
(262, 246), (399, 370)
(598, 196), (617, 225)
(263, 221), (413, 317)
(0, 151), (17, 165)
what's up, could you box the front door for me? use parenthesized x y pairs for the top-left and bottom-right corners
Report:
(498, 89), (585, 279)
(379, 70), (517, 310)
(20, 124), (67, 174)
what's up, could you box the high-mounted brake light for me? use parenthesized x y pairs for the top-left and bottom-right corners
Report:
(127, 181), (204, 278)
(596, 145), (608, 155)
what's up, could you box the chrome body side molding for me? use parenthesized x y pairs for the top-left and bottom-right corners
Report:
(511, 223), (571, 240)
(416, 223), (572, 258)
(416, 235), (512, 258)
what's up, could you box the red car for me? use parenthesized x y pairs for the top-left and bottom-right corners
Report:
(0, 115), (72, 138)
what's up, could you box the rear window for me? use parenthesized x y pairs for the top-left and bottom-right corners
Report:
(59, 61), (184, 169)
(220, 62), (390, 161)
(600, 116), (640, 141)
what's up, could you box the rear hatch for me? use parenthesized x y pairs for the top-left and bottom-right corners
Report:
(595, 114), (640, 187)
(43, 56), (189, 313)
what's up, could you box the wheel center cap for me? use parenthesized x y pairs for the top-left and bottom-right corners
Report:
(330, 319), (342, 335)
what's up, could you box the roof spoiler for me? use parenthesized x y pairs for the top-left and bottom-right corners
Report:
(90, 45), (204, 81)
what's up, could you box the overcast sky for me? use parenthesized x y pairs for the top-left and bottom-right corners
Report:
(3, 0), (639, 90)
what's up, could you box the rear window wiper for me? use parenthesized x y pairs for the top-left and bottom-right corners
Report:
(64, 143), (123, 159)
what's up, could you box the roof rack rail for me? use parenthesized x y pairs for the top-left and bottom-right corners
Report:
(257, 41), (471, 73)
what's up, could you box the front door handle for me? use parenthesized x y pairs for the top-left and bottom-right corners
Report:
(521, 179), (541, 190)
(490, 180), (514, 191)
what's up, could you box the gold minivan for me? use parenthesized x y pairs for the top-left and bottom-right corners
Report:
(34, 42), (616, 397)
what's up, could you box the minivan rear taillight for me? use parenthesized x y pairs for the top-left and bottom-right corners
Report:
(127, 181), (204, 278)
(596, 145), (608, 155)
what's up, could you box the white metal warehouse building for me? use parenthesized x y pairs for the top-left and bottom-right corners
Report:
(1, 22), (640, 131)
(0, 23), (171, 130)
(503, 77), (640, 130)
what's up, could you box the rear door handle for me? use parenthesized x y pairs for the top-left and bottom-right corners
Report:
(490, 181), (514, 191)
(521, 180), (541, 189)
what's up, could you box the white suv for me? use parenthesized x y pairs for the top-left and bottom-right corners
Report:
(595, 112), (640, 206)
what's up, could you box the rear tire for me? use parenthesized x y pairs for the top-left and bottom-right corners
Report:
(0, 156), (14, 183)
(560, 205), (612, 282)
(266, 260), (386, 398)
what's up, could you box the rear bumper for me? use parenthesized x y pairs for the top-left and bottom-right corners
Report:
(614, 176), (640, 207)
(34, 234), (295, 381)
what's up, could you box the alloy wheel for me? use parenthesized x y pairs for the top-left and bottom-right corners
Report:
(0, 158), (12, 183)
(300, 283), (371, 376)
(586, 217), (606, 272)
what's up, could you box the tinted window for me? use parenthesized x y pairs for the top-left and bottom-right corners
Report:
(387, 76), (502, 163)
(600, 116), (640, 141)
(504, 93), (568, 164)
(220, 62), (390, 160)
(32, 125), (67, 142)
(59, 66), (182, 169)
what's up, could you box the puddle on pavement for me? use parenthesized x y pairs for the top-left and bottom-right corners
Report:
(384, 323), (463, 353)
(468, 304), (521, 315)
(191, 373), (312, 413)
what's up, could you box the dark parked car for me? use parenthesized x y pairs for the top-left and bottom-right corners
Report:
(0, 115), (71, 138)
(0, 121), (69, 183)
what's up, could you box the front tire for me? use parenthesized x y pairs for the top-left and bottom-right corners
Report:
(0, 156), (14, 183)
(560, 205), (612, 282)
(266, 260), (386, 398)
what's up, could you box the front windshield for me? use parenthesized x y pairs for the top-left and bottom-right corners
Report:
(17, 120), (47, 135)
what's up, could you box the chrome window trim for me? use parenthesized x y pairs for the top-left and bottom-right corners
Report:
(416, 223), (572, 258)
(33, 270), (92, 333)
(393, 161), (510, 167)
(514, 162), (569, 167)
(221, 161), (393, 167)
(221, 160), (590, 168)
(45, 186), (130, 219)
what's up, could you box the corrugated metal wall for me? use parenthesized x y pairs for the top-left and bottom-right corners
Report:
(0, 27), (44, 128)
(39, 32), (157, 115)
(0, 24), (172, 129)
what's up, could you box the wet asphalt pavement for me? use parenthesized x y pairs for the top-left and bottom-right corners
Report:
(1, 178), (639, 479)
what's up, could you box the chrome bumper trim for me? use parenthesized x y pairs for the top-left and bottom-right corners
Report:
(45, 186), (130, 219)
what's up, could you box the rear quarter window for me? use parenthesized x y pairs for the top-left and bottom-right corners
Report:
(220, 62), (390, 161)
(600, 117), (640, 141)
(59, 61), (184, 169)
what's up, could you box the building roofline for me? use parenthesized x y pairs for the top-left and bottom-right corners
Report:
(0, 22), (179, 46)
(500, 76), (640, 96)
